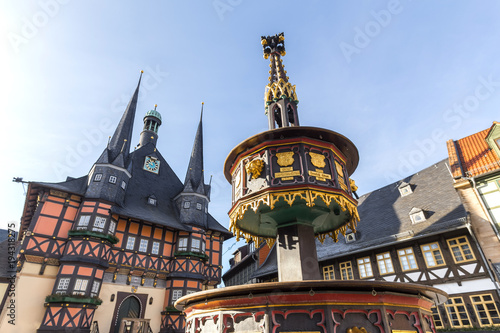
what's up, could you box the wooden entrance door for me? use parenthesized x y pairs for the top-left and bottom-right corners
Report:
(114, 296), (141, 333)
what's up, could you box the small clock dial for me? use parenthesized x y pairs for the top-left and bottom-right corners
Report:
(144, 156), (160, 174)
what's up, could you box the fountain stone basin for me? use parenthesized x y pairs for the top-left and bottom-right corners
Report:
(176, 280), (447, 333)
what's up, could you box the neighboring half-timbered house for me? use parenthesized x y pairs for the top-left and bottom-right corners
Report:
(243, 159), (500, 330)
(447, 121), (500, 287)
(0, 74), (231, 333)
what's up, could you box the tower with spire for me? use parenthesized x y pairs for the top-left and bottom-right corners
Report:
(6, 72), (231, 333)
(175, 104), (211, 229)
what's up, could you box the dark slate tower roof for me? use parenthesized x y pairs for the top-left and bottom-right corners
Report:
(19, 74), (231, 240)
(97, 72), (142, 166)
(183, 105), (209, 196)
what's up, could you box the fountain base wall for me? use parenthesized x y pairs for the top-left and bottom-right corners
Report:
(176, 281), (447, 333)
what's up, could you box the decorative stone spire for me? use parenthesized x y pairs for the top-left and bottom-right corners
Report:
(183, 103), (209, 197)
(98, 71), (142, 166)
(261, 33), (299, 130)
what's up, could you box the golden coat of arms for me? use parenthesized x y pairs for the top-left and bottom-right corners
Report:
(308, 152), (326, 168)
(276, 151), (295, 166)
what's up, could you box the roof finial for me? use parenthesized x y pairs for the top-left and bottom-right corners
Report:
(154, 104), (157, 111)
(261, 32), (300, 129)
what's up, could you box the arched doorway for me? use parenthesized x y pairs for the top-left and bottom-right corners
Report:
(113, 296), (141, 333)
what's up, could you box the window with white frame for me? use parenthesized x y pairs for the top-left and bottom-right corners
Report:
(94, 173), (102, 181)
(77, 215), (91, 230)
(171, 290), (183, 302)
(93, 216), (107, 232)
(90, 281), (100, 297)
(73, 279), (88, 296)
(148, 197), (157, 206)
(56, 277), (70, 294)
(191, 238), (201, 252)
(183, 201), (190, 209)
(121, 181), (127, 190)
(186, 290), (196, 295)
(376, 252), (394, 275)
(178, 237), (188, 251)
(152, 241), (160, 255)
(108, 220), (116, 234)
(139, 239), (148, 252)
(126, 236), (136, 250)
(196, 203), (202, 210)
(109, 176), (117, 184)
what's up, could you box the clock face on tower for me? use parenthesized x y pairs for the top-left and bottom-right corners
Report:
(143, 156), (160, 174)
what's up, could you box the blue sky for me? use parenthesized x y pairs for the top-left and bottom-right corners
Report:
(1, 1), (500, 274)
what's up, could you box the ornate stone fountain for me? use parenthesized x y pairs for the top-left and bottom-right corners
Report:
(176, 33), (447, 333)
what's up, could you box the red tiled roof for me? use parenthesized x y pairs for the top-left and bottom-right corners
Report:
(447, 123), (500, 178)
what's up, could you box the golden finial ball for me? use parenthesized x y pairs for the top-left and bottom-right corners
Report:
(140, 70), (144, 73)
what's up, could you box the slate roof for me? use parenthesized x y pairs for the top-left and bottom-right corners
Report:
(19, 76), (230, 239)
(252, 159), (467, 278)
(183, 110), (210, 197)
(100, 74), (141, 166)
(34, 175), (89, 196)
(447, 122), (500, 178)
(110, 141), (188, 230)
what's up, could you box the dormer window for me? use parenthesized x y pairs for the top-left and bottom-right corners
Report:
(345, 232), (356, 243)
(94, 173), (102, 181)
(183, 201), (190, 209)
(121, 181), (127, 190)
(109, 176), (117, 184)
(196, 203), (202, 210)
(410, 207), (426, 224)
(148, 196), (157, 206)
(398, 182), (412, 197)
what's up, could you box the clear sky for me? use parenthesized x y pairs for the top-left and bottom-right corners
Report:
(1, 1), (499, 275)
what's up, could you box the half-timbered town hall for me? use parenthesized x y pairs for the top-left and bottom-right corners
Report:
(0, 73), (231, 333)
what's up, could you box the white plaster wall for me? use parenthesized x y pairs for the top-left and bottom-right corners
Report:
(0, 263), (57, 333)
(433, 277), (496, 295)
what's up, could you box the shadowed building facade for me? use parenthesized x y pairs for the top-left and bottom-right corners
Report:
(226, 159), (500, 330)
(447, 121), (500, 281)
(0, 73), (231, 333)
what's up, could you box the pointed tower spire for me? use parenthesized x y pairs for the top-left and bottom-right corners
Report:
(183, 103), (207, 196)
(261, 33), (300, 130)
(107, 71), (143, 163)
